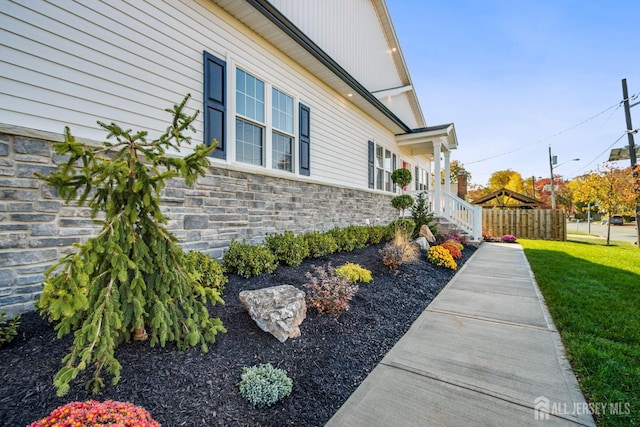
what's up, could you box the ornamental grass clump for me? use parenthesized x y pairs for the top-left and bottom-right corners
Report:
(379, 228), (419, 273)
(36, 95), (226, 396)
(28, 400), (160, 427)
(335, 262), (373, 284)
(427, 245), (457, 270)
(238, 363), (293, 408)
(440, 242), (462, 260)
(304, 263), (359, 317)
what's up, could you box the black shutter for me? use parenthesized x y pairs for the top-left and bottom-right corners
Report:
(368, 141), (375, 189)
(415, 166), (419, 190)
(392, 154), (397, 192)
(299, 103), (311, 176)
(203, 51), (226, 159)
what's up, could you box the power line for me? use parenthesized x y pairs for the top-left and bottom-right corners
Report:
(565, 131), (627, 177)
(465, 93), (640, 165)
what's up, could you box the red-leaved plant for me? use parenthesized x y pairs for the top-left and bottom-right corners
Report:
(304, 263), (359, 317)
(28, 400), (160, 427)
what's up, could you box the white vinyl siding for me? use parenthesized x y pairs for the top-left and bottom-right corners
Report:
(1, 0), (433, 190)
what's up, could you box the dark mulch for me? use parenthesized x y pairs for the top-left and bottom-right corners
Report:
(1, 243), (476, 426)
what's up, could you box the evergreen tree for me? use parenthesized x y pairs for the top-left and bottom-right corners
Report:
(37, 94), (226, 396)
(411, 191), (436, 237)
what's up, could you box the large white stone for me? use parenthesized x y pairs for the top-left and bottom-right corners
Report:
(416, 236), (430, 251)
(239, 285), (306, 343)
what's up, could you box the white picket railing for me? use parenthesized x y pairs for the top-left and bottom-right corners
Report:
(409, 189), (482, 241)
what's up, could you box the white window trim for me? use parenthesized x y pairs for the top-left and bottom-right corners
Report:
(227, 59), (299, 175)
(374, 143), (396, 193)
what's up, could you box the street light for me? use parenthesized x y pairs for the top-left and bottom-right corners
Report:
(548, 146), (579, 209)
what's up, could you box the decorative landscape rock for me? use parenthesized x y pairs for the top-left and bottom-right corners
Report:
(415, 236), (430, 251)
(239, 285), (306, 343)
(419, 224), (436, 243)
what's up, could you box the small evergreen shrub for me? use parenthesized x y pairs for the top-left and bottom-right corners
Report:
(427, 246), (457, 270)
(28, 400), (160, 427)
(328, 225), (371, 252)
(238, 363), (293, 408)
(501, 234), (517, 243)
(389, 218), (416, 237)
(328, 227), (350, 252)
(335, 262), (373, 284)
(411, 192), (437, 237)
(265, 230), (310, 267)
(223, 240), (278, 278)
(0, 311), (21, 348)
(366, 225), (387, 244)
(185, 251), (228, 294)
(304, 231), (339, 258)
(440, 242), (462, 260)
(345, 225), (370, 249)
(304, 264), (359, 317)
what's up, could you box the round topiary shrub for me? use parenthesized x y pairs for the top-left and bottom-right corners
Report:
(238, 363), (293, 408)
(28, 400), (160, 427)
(390, 168), (412, 189)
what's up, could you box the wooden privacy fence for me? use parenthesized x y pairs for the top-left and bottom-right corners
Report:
(482, 209), (567, 241)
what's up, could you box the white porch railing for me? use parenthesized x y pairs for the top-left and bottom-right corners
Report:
(409, 189), (483, 241)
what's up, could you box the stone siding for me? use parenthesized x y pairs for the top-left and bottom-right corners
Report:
(0, 129), (397, 315)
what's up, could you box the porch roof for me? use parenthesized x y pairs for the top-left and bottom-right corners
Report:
(395, 123), (458, 157)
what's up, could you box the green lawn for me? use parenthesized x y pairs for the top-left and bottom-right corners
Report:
(520, 238), (640, 427)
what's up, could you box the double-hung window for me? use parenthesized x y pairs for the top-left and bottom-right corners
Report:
(236, 68), (265, 166)
(369, 142), (396, 192)
(204, 51), (310, 175)
(272, 88), (294, 172)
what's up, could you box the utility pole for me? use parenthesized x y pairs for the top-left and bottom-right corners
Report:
(622, 78), (640, 248)
(549, 146), (556, 209)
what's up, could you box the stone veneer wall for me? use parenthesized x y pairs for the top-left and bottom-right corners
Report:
(0, 127), (397, 315)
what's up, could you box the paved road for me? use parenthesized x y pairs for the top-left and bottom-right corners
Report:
(568, 220), (638, 244)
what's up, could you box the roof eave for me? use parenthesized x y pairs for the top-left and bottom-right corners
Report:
(212, 0), (412, 134)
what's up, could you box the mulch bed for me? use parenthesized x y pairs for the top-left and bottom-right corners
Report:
(1, 243), (476, 426)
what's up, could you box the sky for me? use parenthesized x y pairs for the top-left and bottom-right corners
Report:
(386, 0), (640, 187)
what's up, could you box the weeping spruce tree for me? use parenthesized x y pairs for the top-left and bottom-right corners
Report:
(37, 95), (226, 396)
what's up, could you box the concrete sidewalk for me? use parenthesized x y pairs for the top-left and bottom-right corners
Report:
(326, 243), (595, 427)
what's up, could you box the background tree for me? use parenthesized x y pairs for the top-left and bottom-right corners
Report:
(448, 160), (470, 183)
(570, 163), (636, 244)
(488, 169), (524, 193)
(37, 95), (226, 396)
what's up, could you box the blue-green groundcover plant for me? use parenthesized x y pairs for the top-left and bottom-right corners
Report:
(238, 363), (293, 408)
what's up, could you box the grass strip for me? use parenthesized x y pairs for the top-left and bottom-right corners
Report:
(521, 239), (639, 427)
